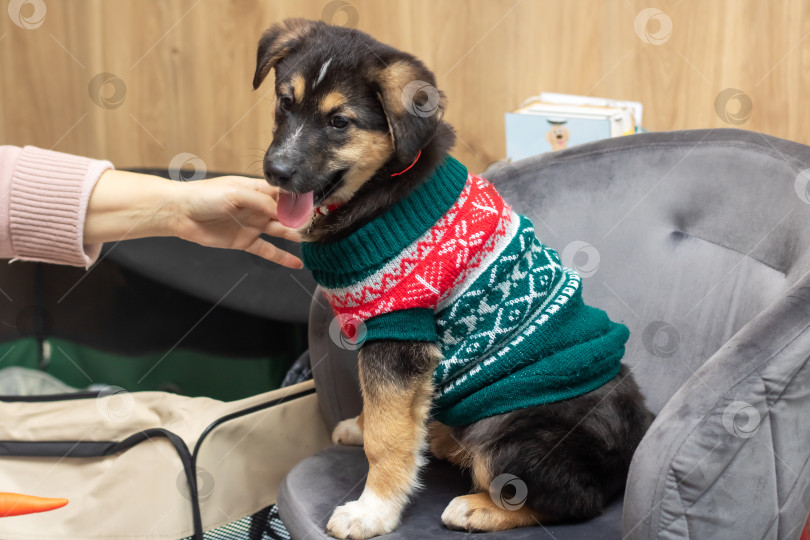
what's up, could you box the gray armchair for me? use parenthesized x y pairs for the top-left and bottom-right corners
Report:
(278, 129), (810, 539)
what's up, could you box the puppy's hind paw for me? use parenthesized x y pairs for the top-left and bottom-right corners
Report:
(441, 494), (484, 532)
(441, 493), (541, 532)
(332, 416), (364, 446)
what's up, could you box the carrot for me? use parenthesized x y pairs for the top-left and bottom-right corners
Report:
(0, 493), (68, 517)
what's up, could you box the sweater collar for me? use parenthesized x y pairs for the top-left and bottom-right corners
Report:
(302, 155), (468, 280)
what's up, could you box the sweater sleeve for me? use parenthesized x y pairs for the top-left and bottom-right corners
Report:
(0, 145), (114, 268)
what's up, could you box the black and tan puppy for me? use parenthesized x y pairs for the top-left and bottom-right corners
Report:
(253, 19), (652, 539)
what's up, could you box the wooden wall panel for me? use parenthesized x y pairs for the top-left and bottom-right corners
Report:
(1, 0), (809, 175)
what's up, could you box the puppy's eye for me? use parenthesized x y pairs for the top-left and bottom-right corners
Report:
(279, 96), (293, 111)
(330, 115), (350, 129)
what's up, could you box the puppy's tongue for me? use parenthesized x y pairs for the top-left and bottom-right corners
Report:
(277, 191), (314, 229)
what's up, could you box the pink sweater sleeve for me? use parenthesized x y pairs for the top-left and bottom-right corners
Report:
(0, 145), (114, 268)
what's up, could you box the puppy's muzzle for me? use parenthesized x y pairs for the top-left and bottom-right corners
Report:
(263, 154), (297, 189)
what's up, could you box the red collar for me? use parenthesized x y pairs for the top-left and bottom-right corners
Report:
(314, 203), (343, 216)
(391, 150), (421, 177)
(314, 151), (422, 216)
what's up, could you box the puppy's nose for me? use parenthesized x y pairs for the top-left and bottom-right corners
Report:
(266, 161), (296, 186)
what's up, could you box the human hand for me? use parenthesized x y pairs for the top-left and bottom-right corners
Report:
(172, 175), (302, 268)
(85, 171), (303, 269)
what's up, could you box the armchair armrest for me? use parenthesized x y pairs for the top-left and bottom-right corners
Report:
(623, 272), (810, 539)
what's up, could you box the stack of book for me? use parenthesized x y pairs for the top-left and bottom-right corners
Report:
(505, 93), (643, 160)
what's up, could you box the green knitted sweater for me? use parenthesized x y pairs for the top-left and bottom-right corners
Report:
(302, 156), (629, 426)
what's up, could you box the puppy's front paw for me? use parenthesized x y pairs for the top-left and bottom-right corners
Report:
(326, 496), (400, 539)
(332, 417), (364, 446)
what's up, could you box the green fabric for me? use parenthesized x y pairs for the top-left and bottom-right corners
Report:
(365, 309), (438, 342)
(431, 214), (629, 425)
(0, 337), (291, 401)
(433, 295), (629, 425)
(0, 338), (39, 372)
(301, 156), (468, 288)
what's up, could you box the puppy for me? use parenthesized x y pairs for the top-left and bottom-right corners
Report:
(253, 19), (653, 539)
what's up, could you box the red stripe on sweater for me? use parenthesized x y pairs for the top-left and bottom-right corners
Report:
(325, 174), (510, 329)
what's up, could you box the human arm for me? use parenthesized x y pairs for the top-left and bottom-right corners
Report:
(84, 170), (302, 269)
(0, 145), (301, 269)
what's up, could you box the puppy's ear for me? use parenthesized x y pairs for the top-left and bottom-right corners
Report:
(253, 18), (319, 89)
(375, 56), (447, 163)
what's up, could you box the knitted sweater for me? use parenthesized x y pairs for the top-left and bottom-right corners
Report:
(302, 156), (629, 426)
(0, 146), (112, 267)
